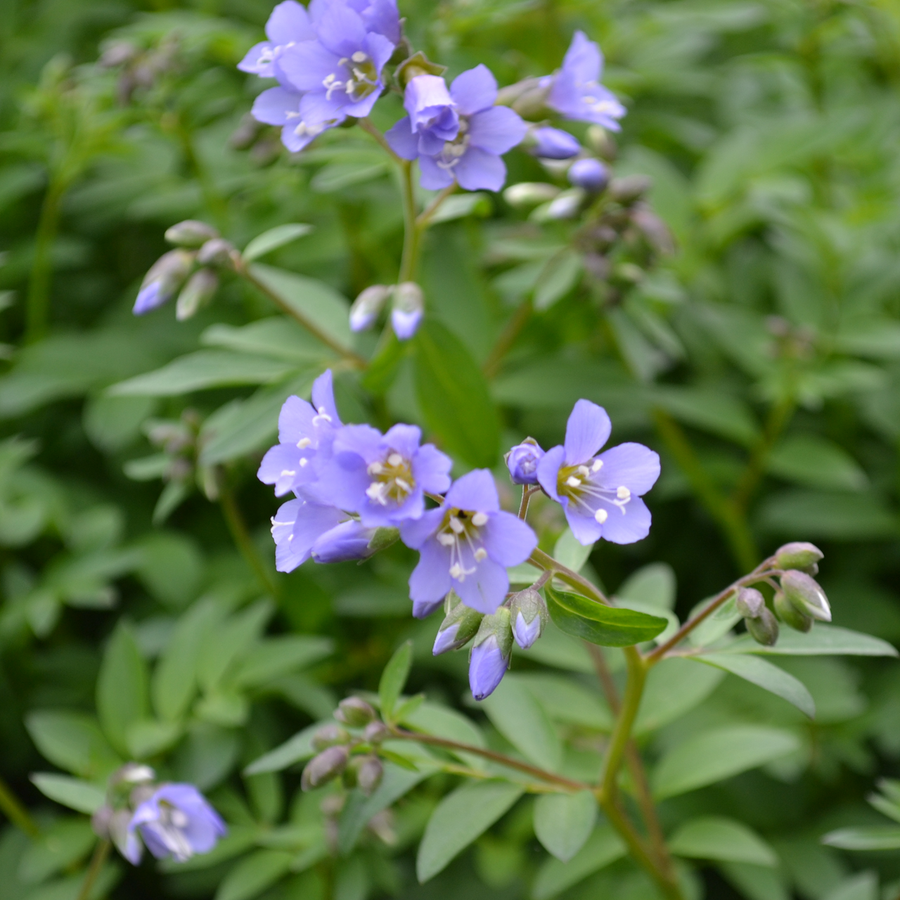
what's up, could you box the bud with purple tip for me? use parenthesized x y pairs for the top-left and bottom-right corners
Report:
(302, 745), (350, 791)
(335, 697), (377, 728)
(504, 182), (560, 209)
(176, 269), (218, 321)
(568, 158), (609, 193)
(735, 587), (765, 619)
(527, 126), (581, 160)
(349, 755), (384, 796)
(433, 594), (484, 655)
(505, 439), (545, 485)
(775, 542), (824, 573)
(350, 284), (392, 332)
(781, 570), (831, 622)
(391, 282), (425, 340)
(363, 720), (390, 744)
(164, 220), (220, 248)
(312, 723), (352, 750)
(509, 587), (547, 649)
(469, 608), (513, 701)
(311, 520), (378, 563)
(133, 250), (195, 315)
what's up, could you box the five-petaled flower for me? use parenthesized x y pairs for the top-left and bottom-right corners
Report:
(125, 784), (226, 865)
(400, 469), (537, 615)
(237, 0), (315, 79)
(537, 399), (660, 546)
(386, 74), (460, 157)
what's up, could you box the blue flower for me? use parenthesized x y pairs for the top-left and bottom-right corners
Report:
(527, 126), (581, 160)
(304, 423), (452, 528)
(568, 157), (608, 192)
(309, 518), (377, 563)
(386, 74), (460, 159)
(125, 784), (226, 864)
(270, 496), (351, 571)
(258, 370), (343, 497)
(505, 440), (545, 485)
(400, 469), (537, 615)
(536, 399), (660, 546)
(238, 1), (315, 79)
(468, 609), (513, 700)
(543, 31), (625, 130)
(250, 85), (339, 153)
(400, 65), (528, 192)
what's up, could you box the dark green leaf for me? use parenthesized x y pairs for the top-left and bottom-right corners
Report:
(822, 827), (900, 851)
(30, 774), (105, 815)
(96, 623), (149, 756)
(214, 849), (294, 900)
(726, 624), (898, 657)
(669, 816), (778, 866)
(531, 826), (626, 900)
(25, 710), (120, 779)
(243, 224), (312, 262)
(379, 641), (412, 723)
(533, 791), (597, 863)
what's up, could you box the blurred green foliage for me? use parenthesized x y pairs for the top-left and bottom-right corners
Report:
(0, 0), (899, 898)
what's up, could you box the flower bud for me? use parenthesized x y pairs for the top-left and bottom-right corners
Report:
(134, 250), (194, 315)
(509, 588), (548, 649)
(609, 174), (651, 205)
(526, 127), (581, 160)
(350, 284), (392, 332)
(774, 542), (824, 572)
(91, 805), (113, 839)
(363, 720), (390, 744)
(311, 723), (351, 751)
(781, 570), (831, 622)
(367, 526), (400, 554)
(111, 762), (156, 786)
(735, 587), (765, 620)
(164, 220), (220, 248)
(568, 158), (609, 193)
(176, 268), (218, 320)
(197, 237), (237, 268)
(505, 439), (545, 485)
(335, 697), (377, 728)
(533, 188), (584, 222)
(773, 590), (813, 633)
(301, 745), (350, 791)
(355, 755), (384, 796)
(433, 598), (484, 655)
(395, 51), (447, 87)
(469, 608), (513, 701)
(311, 520), (377, 563)
(503, 182), (561, 209)
(746, 606), (780, 646)
(585, 126), (617, 161)
(391, 282), (424, 341)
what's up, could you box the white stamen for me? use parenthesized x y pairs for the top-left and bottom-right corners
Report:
(591, 459), (603, 472)
(449, 563), (463, 579)
(617, 486), (631, 500)
(297, 437), (312, 449)
(438, 533), (456, 546)
(366, 483), (388, 504)
(351, 51), (368, 63)
(312, 406), (332, 425)
(395, 478), (411, 492)
(474, 548), (487, 561)
(299, 458), (308, 467)
(387, 453), (403, 466)
(449, 517), (464, 534)
(594, 508), (608, 524)
(471, 512), (488, 527)
(367, 461), (384, 475)
(566, 476), (582, 487)
(281, 469), (296, 477)
(577, 465), (590, 477)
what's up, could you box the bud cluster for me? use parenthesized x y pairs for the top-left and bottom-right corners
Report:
(350, 281), (425, 341)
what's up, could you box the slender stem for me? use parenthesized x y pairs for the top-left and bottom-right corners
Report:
(483, 298), (533, 379)
(75, 839), (110, 900)
(416, 184), (457, 229)
(390, 726), (592, 793)
(398, 161), (419, 283)
(644, 559), (776, 665)
(26, 176), (65, 343)
(518, 486), (539, 519)
(359, 117), (401, 162)
(0, 776), (39, 837)
(235, 262), (366, 367)
(218, 478), (280, 600)
(599, 649), (646, 797)
(529, 547), (612, 605)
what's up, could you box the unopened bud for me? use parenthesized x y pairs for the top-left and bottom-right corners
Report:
(301, 745), (350, 790)
(773, 590), (813, 633)
(585, 126), (617, 161)
(504, 182), (561, 209)
(165, 220), (219, 248)
(134, 250), (195, 315)
(735, 587), (765, 620)
(176, 268), (218, 320)
(91, 806), (113, 838)
(568, 158), (609, 193)
(613, 262), (644, 285)
(111, 762), (156, 786)
(746, 606), (780, 646)
(197, 238), (237, 268)
(335, 697), (376, 728)
(433, 597), (483, 655)
(509, 588), (548, 649)
(526, 127), (581, 160)
(311, 723), (351, 751)
(363, 720), (390, 744)
(469, 608), (513, 701)
(631, 206), (675, 255)
(311, 520), (377, 563)
(775, 542), (824, 572)
(395, 51), (447, 87)
(781, 570), (831, 622)
(350, 285), (391, 332)
(355, 755), (384, 796)
(533, 188), (584, 222)
(505, 438), (545, 485)
(609, 174), (651, 205)
(368, 526), (400, 554)
(391, 282), (424, 341)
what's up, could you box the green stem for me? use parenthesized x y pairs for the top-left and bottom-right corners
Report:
(26, 176), (65, 343)
(398, 160), (419, 283)
(599, 648), (646, 797)
(0, 776), (39, 837)
(75, 839), (110, 900)
(528, 547), (611, 605)
(218, 478), (280, 600)
(483, 298), (533, 378)
(416, 184), (457, 229)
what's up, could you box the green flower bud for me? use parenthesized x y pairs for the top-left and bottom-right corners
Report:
(355, 755), (384, 796)
(197, 237), (237, 268)
(503, 182), (560, 209)
(781, 570), (831, 622)
(774, 542), (824, 572)
(366, 526), (400, 554)
(335, 697), (377, 728)
(301, 745), (350, 791)
(363, 720), (390, 744)
(509, 588), (548, 649)
(164, 220), (220, 248)
(175, 268), (218, 320)
(746, 606), (780, 647)
(609, 174), (652, 205)
(395, 51), (448, 87)
(774, 590), (813, 633)
(473, 606), (514, 656)
(311, 723), (351, 751)
(735, 587), (765, 619)
(433, 595), (484, 655)
(585, 125), (617, 161)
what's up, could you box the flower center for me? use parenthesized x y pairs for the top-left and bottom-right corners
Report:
(149, 802), (194, 862)
(324, 51), (379, 103)
(365, 451), (415, 506)
(437, 116), (471, 170)
(436, 507), (489, 580)
(557, 459), (631, 523)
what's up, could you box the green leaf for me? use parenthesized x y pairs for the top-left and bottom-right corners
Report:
(428, 192), (491, 224)
(652, 725), (801, 799)
(766, 435), (867, 491)
(551, 528), (592, 574)
(25, 711), (120, 779)
(531, 826), (627, 900)
(402, 702), (486, 769)
(669, 816), (778, 866)
(694, 653), (816, 718)
(214, 849), (294, 900)
(201, 318), (326, 362)
(412, 319), (500, 468)
(30, 774), (105, 814)
(379, 641), (412, 723)
(545, 585), (668, 647)
(533, 249), (583, 311)
(126, 719), (183, 758)
(511, 673), (613, 731)
(821, 873), (879, 900)
(244, 722), (325, 775)
(109, 351), (300, 396)
(232, 636), (334, 689)
(96, 623), (149, 756)
(616, 562), (676, 610)
(18, 818), (96, 884)
(757, 490), (897, 540)
(635, 657), (725, 736)
(310, 161), (388, 192)
(243, 224), (312, 262)
(652, 387), (759, 446)
(720, 861), (791, 900)
(248, 264), (352, 348)
(726, 624), (898, 657)
(197, 601), (273, 692)
(480, 675), (562, 772)
(416, 781), (523, 882)
(533, 791), (597, 863)
(822, 826), (900, 851)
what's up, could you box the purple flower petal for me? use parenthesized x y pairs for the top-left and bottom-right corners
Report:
(480, 511), (537, 567)
(385, 116), (419, 160)
(513, 612), (541, 649)
(418, 155), (455, 190)
(536, 445), (566, 501)
(413, 442), (452, 494)
(277, 40), (339, 92)
(563, 502), (604, 546)
(529, 127), (581, 160)
(467, 106), (527, 155)
(315, 3), (367, 57)
(564, 399), (611, 464)
(258, 443), (312, 496)
(405, 74), (455, 127)
(311, 519), (375, 562)
(445, 469), (500, 513)
(266, 0), (314, 43)
(454, 556), (509, 614)
(400, 507), (444, 549)
(469, 634), (509, 700)
(454, 147), (507, 192)
(594, 495), (652, 545)
(133, 281), (165, 315)
(562, 30), (602, 83)
(238, 41), (277, 76)
(595, 442), (661, 496)
(311, 369), (342, 427)
(450, 64), (497, 115)
(409, 539), (453, 607)
(391, 305), (423, 339)
(252, 86), (300, 125)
